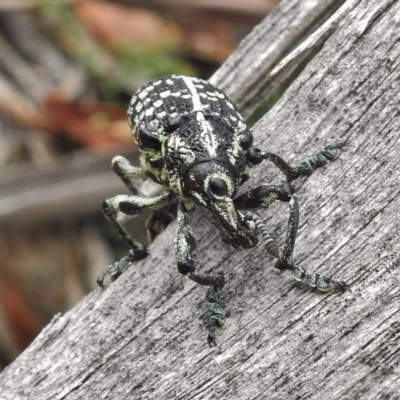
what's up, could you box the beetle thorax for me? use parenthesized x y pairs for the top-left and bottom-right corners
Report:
(164, 117), (243, 198)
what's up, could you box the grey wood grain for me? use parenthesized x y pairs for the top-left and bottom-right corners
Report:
(210, 0), (348, 119)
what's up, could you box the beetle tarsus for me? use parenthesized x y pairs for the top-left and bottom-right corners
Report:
(206, 286), (226, 347)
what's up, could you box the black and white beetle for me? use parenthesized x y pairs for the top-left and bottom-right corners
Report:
(97, 75), (347, 346)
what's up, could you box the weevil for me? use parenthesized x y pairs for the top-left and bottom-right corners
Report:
(97, 75), (347, 346)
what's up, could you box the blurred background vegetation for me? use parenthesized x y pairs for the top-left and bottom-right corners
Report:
(0, 0), (279, 370)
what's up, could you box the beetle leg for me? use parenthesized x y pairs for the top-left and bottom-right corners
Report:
(97, 250), (139, 287)
(175, 204), (226, 346)
(235, 182), (294, 209)
(205, 286), (225, 347)
(111, 155), (147, 195)
(235, 185), (346, 292)
(262, 143), (344, 182)
(275, 194), (347, 292)
(98, 191), (172, 287)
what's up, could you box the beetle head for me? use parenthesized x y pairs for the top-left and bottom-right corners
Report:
(184, 161), (259, 249)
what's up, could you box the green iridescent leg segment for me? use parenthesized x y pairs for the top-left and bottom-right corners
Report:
(290, 265), (347, 292)
(206, 286), (226, 347)
(263, 143), (343, 182)
(98, 191), (172, 287)
(97, 250), (138, 286)
(176, 204), (226, 345)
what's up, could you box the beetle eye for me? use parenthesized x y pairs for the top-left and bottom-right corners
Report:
(138, 127), (161, 151)
(209, 178), (228, 197)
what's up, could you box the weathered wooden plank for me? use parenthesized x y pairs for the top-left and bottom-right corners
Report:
(210, 0), (348, 119)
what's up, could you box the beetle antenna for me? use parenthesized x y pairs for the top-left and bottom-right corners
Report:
(244, 212), (279, 258)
